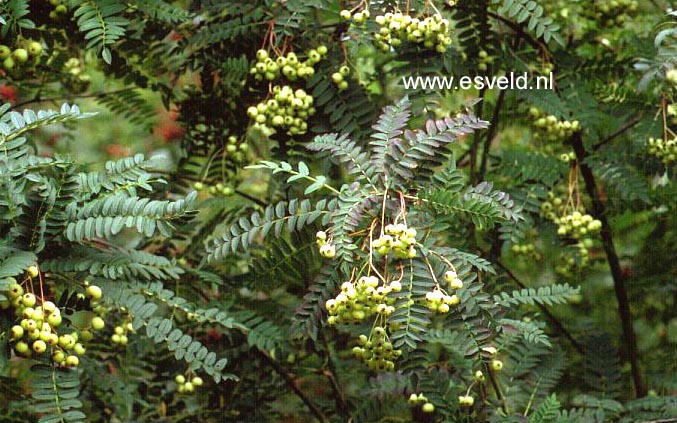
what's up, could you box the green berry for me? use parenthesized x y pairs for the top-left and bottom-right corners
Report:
(86, 285), (103, 300)
(12, 48), (28, 63)
(91, 316), (105, 331)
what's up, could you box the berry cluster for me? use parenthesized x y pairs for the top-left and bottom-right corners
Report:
(325, 276), (400, 325)
(372, 12), (452, 53)
(372, 223), (418, 259)
(340, 8), (370, 24)
(529, 107), (579, 143)
(47, 0), (69, 20)
(554, 240), (594, 275)
(247, 85), (315, 135)
(351, 326), (402, 371)
(188, 127), (249, 164)
(647, 137), (676, 165)
(62, 58), (91, 94)
(111, 322), (135, 346)
(424, 286), (458, 314)
(193, 181), (235, 197)
(408, 393), (435, 413)
(555, 211), (601, 239)
(510, 242), (542, 261)
(590, 0), (637, 28)
(540, 193), (601, 239)
(559, 151), (576, 163)
(0, 39), (43, 76)
(174, 374), (204, 394)
(477, 49), (494, 72)
(316, 230), (336, 258)
(330, 65), (351, 92)
(458, 394), (475, 407)
(250, 46), (327, 82)
(1, 268), (106, 368)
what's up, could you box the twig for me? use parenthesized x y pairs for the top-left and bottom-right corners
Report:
(319, 332), (352, 419)
(469, 88), (486, 183)
(487, 11), (549, 55)
(478, 88), (506, 180)
(12, 88), (139, 109)
(571, 131), (646, 398)
(592, 116), (642, 151)
(494, 260), (584, 354)
(257, 350), (329, 423)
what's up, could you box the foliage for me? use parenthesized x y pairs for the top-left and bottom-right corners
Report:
(0, 0), (675, 422)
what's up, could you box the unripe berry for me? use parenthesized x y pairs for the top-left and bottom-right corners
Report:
(73, 343), (86, 355)
(15, 341), (30, 355)
(12, 48), (28, 63)
(22, 293), (37, 307)
(175, 374), (186, 384)
(91, 316), (105, 330)
(33, 340), (47, 353)
(53, 350), (65, 363)
(191, 376), (203, 386)
(27, 265), (39, 278)
(422, 402), (435, 413)
(28, 41), (43, 56)
(491, 359), (503, 371)
(47, 313), (62, 327)
(666, 69), (677, 84)
(340, 9), (351, 20)
(86, 285), (103, 300)
(66, 355), (79, 367)
(10, 325), (24, 340)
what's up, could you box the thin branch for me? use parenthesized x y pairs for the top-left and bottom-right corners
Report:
(11, 88), (138, 109)
(494, 260), (584, 354)
(487, 11), (549, 54)
(593, 116), (642, 151)
(319, 332), (352, 419)
(469, 88), (486, 184)
(571, 131), (646, 398)
(257, 350), (329, 423)
(478, 88), (506, 180)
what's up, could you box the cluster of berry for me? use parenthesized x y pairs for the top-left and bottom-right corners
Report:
(529, 107), (579, 143)
(47, 0), (69, 20)
(330, 66), (351, 92)
(193, 181), (235, 197)
(247, 85), (315, 135)
(0, 39), (43, 76)
(174, 374), (204, 394)
(325, 276), (400, 325)
(554, 242), (593, 276)
(371, 12), (452, 53)
(62, 58), (91, 94)
(351, 327), (402, 371)
(510, 242), (542, 261)
(589, 0), (637, 28)
(111, 322), (134, 346)
(408, 393), (435, 413)
(540, 193), (601, 239)
(373, 223), (418, 259)
(316, 230), (336, 258)
(647, 137), (676, 165)
(250, 46), (327, 82)
(1, 266), (106, 367)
